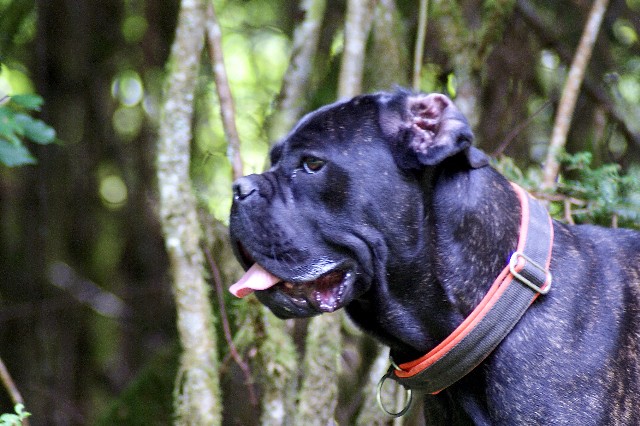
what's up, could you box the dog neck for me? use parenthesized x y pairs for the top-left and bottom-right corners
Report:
(346, 163), (521, 362)
(430, 161), (522, 316)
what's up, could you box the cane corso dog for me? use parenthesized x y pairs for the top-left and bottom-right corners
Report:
(228, 89), (640, 425)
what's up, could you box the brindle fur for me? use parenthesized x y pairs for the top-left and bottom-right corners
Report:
(229, 90), (640, 425)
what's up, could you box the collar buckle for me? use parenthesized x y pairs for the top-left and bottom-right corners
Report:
(509, 251), (552, 295)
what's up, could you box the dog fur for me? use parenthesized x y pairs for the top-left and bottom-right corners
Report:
(229, 90), (640, 424)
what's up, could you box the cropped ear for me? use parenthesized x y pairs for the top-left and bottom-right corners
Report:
(379, 92), (489, 169)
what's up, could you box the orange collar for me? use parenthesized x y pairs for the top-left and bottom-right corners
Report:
(387, 183), (554, 394)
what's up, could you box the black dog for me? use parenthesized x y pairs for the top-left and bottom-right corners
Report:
(229, 90), (640, 424)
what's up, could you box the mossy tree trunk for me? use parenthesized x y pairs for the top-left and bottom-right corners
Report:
(156, 0), (222, 424)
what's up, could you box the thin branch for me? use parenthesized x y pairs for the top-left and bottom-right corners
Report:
(205, 0), (243, 180)
(516, 0), (640, 150)
(541, 0), (610, 190)
(269, 0), (327, 141)
(0, 357), (29, 426)
(564, 199), (575, 225)
(202, 244), (258, 406)
(530, 191), (587, 206)
(412, 0), (429, 91)
(529, 190), (586, 224)
(492, 100), (552, 156)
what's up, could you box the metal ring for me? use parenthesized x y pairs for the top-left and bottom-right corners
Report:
(376, 372), (413, 418)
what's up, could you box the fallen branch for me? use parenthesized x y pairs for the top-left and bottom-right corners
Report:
(540, 0), (611, 190)
(529, 190), (587, 225)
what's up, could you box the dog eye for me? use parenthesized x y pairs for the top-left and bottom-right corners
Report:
(301, 157), (325, 174)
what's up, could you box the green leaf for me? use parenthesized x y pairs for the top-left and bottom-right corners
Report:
(13, 114), (56, 144)
(0, 108), (21, 138)
(0, 413), (20, 426)
(10, 94), (44, 111)
(13, 404), (30, 420)
(0, 138), (37, 167)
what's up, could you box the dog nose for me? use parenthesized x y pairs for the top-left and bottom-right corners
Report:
(232, 176), (258, 200)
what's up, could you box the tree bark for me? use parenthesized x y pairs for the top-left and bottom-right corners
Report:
(367, 0), (409, 90)
(294, 313), (342, 425)
(255, 308), (299, 426)
(431, 0), (478, 125)
(355, 346), (395, 426)
(156, 0), (222, 424)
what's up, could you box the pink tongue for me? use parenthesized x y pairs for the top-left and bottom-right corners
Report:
(229, 263), (281, 298)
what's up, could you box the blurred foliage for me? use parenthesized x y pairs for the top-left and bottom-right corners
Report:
(0, 404), (30, 426)
(494, 152), (640, 229)
(558, 152), (640, 227)
(0, 92), (56, 166)
(192, 0), (292, 223)
(0, 0), (640, 424)
(94, 344), (179, 426)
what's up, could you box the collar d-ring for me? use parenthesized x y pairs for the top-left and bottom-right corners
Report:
(376, 370), (413, 418)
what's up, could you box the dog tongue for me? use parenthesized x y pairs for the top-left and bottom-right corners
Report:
(229, 263), (281, 298)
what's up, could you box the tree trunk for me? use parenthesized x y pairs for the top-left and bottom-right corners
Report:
(338, 0), (375, 98)
(156, 0), (222, 424)
(294, 313), (342, 425)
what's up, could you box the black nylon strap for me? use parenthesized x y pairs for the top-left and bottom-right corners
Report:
(389, 187), (553, 393)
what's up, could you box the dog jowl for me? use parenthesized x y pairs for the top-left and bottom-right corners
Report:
(228, 90), (640, 424)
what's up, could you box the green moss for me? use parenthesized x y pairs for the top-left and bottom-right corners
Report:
(95, 343), (179, 426)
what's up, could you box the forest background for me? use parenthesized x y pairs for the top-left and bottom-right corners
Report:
(1, 0), (640, 424)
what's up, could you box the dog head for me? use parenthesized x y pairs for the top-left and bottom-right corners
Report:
(229, 90), (488, 318)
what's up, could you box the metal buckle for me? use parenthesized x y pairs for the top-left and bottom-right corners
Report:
(509, 252), (552, 295)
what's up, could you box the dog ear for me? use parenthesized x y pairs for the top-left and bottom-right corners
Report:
(380, 92), (489, 169)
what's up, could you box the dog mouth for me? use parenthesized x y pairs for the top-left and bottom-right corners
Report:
(230, 262), (353, 313)
(279, 269), (352, 313)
